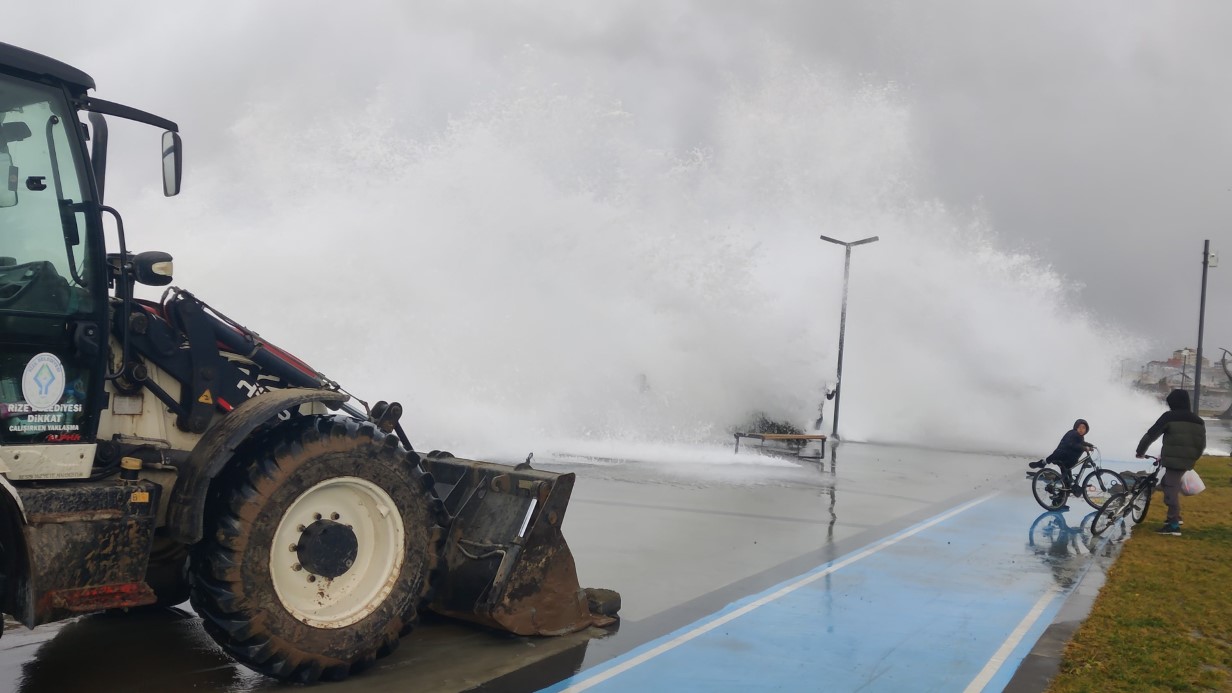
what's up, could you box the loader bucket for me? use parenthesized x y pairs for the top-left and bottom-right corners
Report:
(420, 454), (618, 636)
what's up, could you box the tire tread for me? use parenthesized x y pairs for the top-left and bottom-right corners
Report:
(189, 415), (445, 682)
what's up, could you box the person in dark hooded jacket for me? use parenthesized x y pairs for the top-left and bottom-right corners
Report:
(1136, 389), (1206, 536)
(1047, 419), (1094, 468)
(1029, 419), (1095, 471)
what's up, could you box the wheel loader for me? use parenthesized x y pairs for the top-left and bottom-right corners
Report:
(0, 42), (617, 683)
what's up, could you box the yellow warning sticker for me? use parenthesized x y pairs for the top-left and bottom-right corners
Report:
(130, 491), (150, 504)
(198, 389), (214, 405)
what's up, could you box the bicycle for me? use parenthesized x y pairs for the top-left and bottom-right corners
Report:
(1090, 455), (1162, 536)
(1030, 447), (1127, 511)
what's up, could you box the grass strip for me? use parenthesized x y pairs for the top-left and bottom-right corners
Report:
(1049, 456), (1232, 693)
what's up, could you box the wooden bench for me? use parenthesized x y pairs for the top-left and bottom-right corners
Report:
(733, 432), (827, 458)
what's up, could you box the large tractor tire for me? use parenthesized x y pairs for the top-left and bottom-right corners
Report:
(189, 416), (442, 682)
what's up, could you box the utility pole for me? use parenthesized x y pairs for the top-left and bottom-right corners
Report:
(1193, 239), (1215, 412)
(818, 234), (879, 454)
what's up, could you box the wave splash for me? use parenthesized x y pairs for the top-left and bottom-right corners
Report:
(133, 52), (1156, 461)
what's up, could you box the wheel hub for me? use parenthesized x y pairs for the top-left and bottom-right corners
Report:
(296, 520), (359, 579)
(270, 476), (407, 629)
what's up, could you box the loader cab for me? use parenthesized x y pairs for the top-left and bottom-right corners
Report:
(0, 43), (180, 478)
(0, 67), (108, 458)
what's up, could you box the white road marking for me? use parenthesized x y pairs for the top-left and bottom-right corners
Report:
(963, 585), (1064, 693)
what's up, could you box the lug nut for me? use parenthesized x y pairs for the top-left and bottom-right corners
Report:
(292, 563), (302, 572)
(308, 575), (316, 583)
(330, 512), (340, 520)
(314, 513), (322, 520)
(289, 544), (298, 552)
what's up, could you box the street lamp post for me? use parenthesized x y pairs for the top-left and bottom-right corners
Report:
(1193, 239), (1217, 413)
(818, 234), (879, 453)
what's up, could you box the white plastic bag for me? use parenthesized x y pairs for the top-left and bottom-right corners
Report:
(1180, 469), (1206, 496)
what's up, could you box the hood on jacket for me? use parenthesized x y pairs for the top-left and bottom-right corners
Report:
(1166, 389), (1191, 411)
(1073, 418), (1089, 432)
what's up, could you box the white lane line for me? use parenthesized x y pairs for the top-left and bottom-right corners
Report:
(963, 585), (1064, 693)
(557, 492), (1001, 693)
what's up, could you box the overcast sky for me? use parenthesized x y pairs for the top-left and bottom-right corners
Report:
(6, 2), (1231, 452)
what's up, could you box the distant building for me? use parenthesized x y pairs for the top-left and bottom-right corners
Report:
(1134, 349), (1217, 388)
(1133, 348), (1232, 414)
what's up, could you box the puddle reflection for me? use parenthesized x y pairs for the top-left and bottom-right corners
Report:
(11, 608), (268, 693)
(1027, 509), (1125, 588)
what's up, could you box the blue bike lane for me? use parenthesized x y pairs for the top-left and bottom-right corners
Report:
(543, 491), (1110, 693)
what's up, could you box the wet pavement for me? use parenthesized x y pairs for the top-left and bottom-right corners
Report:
(0, 441), (1130, 692)
(542, 448), (1130, 692)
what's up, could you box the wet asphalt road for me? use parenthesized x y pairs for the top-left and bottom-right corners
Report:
(0, 439), (1138, 692)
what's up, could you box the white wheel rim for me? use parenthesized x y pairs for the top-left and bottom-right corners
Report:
(270, 476), (405, 629)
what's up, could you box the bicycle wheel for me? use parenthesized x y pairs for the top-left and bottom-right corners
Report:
(1081, 469), (1128, 509)
(1091, 492), (1127, 536)
(1129, 485), (1152, 524)
(1031, 468), (1068, 511)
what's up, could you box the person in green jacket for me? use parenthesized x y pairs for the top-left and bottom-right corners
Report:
(1135, 389), (1206, 536)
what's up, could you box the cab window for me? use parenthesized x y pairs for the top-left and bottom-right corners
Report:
(0, 76), (94, 316)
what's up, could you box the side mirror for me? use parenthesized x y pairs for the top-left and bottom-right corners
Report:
(88, 112), (110, 203)
(0, 152), (16, 208)
(134, 251), (174, 286)
(162, 131), (182, 197)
